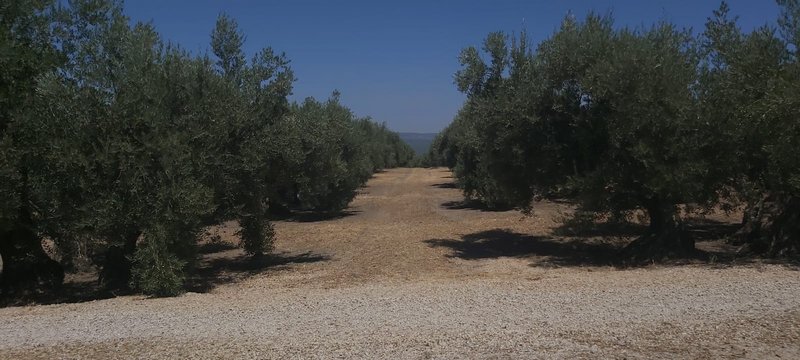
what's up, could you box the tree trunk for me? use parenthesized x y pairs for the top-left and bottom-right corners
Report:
(736, 193), (800, 257)
(0, 208), (64, 296)
(98, 229), (140, 291)
(619, 197), (696, 263)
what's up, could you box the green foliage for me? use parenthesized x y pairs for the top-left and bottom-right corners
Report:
(698, 1), (800, 255)
(0, 0), (58, 227)
(131, 226), (186, 297)
(0, 0), (59, 131)
(1, 1), (411, 297)
(288, 95), (363, 211)
(238, 214), (275, 256)
(210, 13), (246, 83)
(272, 93), (414, 212)
(0, 137), (20, 230)
(700, 1), (799, 197)
(433, 8), (792, 257)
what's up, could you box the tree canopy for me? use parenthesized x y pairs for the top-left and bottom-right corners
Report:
(0, 0), (413, 297)
(432, 1), (800, 260)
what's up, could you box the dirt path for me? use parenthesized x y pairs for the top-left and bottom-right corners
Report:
(1, 168), (799, 359)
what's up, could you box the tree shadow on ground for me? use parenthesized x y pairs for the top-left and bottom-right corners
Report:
(553, 220), (648, 237)
(432, 182), (457, 189)
(1, 250), (330, 308)
(0, 274), (128, 308)
(185, 251), (329, 293)
(553, 217), (741, 242)
(441, 200), (515, 212)
(550, 216), (753, 264)
(198, 241), (239, 254)
(275, 210), (360, 223)
(425, 229), (618, 266)
(425, 222), (800, 269)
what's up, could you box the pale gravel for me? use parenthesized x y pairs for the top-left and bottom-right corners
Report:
(1, 168), (799, 359)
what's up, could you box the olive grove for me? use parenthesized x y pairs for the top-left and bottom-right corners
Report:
(432, 1), (800, 260)
(0, 0), (413, 297)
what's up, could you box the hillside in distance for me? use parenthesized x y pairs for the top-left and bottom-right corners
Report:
(398, 132), (437, 156)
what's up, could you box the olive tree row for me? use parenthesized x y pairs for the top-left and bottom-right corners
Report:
(432, 1), (800, 260)
(0, 0), (412, 297)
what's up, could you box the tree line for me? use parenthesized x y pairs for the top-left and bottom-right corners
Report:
(429, 1), (800, 260)
(0, 0), (413, 297)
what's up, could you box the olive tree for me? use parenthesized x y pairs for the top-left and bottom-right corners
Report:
(700, 1), (800, 256)
(443, 14), (711, 260)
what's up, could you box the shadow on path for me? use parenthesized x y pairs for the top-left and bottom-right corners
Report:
(0, 277), (120, 308)
(275, 210), (360, 223)
(441, 200), (515, 212)
(425, 229), (618, 266)
(553, 217), (741, 241)
(1, 251), (330, 308)
(425, 224), (800, 269)
(432, 182), (457, 189)
(186, 251), (330, 293)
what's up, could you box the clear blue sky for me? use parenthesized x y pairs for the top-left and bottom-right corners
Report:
(123, 0), (781, 133)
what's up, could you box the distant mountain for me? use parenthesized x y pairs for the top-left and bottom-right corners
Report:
(398, 132), (437, 156)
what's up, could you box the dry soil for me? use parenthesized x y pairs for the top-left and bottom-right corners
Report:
(1, 167), (798, 359)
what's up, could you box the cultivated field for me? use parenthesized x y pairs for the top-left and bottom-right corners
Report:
(1, 168), (798, 359)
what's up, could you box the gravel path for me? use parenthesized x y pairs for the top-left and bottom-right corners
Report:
(1, 168), (799, 359)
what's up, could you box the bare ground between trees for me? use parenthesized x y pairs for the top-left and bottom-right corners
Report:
(1, 167), (799, 359)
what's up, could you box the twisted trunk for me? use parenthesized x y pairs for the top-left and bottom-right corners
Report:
(98, 228), (140, 290)
(0, 208), (64, 296)
(619, 197), (695, 263)
(736, 193), (800, 257)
